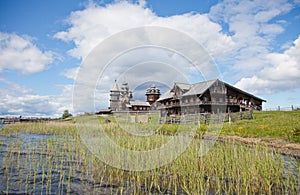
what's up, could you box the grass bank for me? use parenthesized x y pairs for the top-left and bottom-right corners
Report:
(1, 111), (299, 143)
(220, 111), (300, 143)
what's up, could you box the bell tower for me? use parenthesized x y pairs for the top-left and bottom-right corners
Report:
(109, 80), (120, 111)
(146, 83), (160, 105)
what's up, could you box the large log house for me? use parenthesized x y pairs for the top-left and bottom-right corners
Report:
(156, 79), (266, 117)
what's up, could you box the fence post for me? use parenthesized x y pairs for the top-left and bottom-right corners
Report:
(217, 108), (220, 123)
(250, 108), (254, 119)
(240, 111), (243, 120)
(228, 108), (231, 124)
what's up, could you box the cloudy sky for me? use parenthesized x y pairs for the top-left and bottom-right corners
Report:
(0, 0), (300, 117)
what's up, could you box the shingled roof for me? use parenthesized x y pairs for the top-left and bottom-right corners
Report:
(173, 82), (191, 91)
(129, 101), (150, 107)
(157, 80), (216, 101)
(156, 89), (174, 101)
(182, 79), (216, 97)
(157, 79), (266, 102)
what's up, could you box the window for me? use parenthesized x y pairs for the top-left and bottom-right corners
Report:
(190, 97), (194, 103)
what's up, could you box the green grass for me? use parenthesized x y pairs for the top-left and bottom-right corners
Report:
(100, 110), (300, 143)
(2, 111), (299, 143)
(221, 111), (300, 143)
(1, 111), (299, 144)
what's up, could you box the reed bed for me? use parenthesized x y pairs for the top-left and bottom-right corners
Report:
(0, 118), (299, 194)
(0, 121), (77, 136)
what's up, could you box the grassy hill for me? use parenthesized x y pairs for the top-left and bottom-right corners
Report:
(220, 111), (300, 143)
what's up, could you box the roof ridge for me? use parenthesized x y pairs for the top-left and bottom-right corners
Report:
(192, 78), (218, 85)
(174, 82), (190, 85)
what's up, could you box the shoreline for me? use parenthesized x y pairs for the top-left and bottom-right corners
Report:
(2, 121), (300, 158)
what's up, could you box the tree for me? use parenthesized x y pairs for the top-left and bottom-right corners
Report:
(62, 110), (72, 119)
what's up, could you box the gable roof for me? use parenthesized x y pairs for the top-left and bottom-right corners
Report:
(129, 101), (150, 107)
(182, 79), (217, 97)
(156, 89), (174, 101)
(156, 82), (192, 102)
(173, 82), (191, 91)
(157, 80), (215, 101)
(223, 82), (266, 102)
(157, 79), (266, 102)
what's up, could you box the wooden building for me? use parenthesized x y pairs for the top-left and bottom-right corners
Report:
(109, 80), (160, 112)
(157, 79), (266, 117)
(127, 101), (150, 111)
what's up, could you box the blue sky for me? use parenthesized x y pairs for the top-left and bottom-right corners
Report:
(0, 0), (300, 117)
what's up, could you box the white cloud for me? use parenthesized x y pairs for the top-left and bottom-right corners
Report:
(0, 32), (55, 74)
(0, 77), (33, 95)
(207, 0), (300, 96)
(259, 24), (284, 36)
(235, 35), (300, 94)
(0, 78), (73, 117)
(54, 1), (234, 60)
(62, 67), (79, 80)
(209, 0), (293, 76)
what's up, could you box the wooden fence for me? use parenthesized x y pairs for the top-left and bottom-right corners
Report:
(159, 110), (254, 124)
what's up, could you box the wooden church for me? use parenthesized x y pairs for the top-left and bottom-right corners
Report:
(109, 80), (160, 112)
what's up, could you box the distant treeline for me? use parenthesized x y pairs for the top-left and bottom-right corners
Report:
(0, 117), (60, 125)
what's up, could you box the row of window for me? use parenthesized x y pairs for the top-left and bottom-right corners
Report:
(132, 106), (149, 111)
(162, 96), (246, 105)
